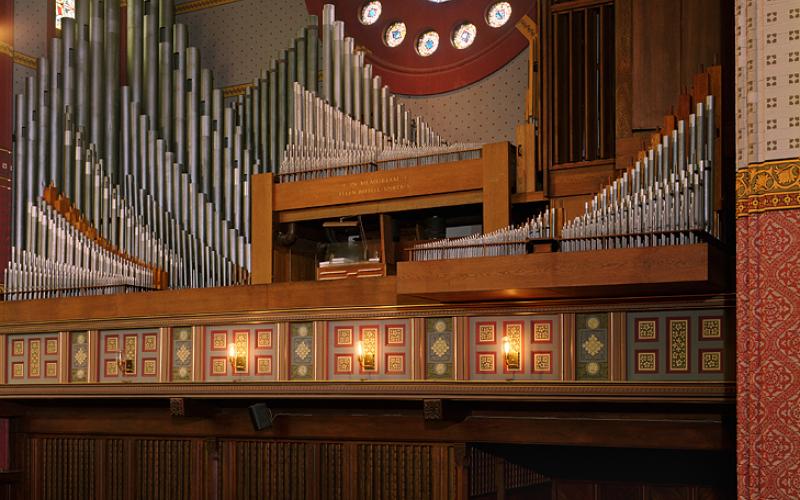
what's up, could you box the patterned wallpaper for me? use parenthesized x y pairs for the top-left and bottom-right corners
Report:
(12, 0), (45, 96)
(736, 0), (800, 167)
(180, 0), (311, 89)
(180, 0), (528, 144)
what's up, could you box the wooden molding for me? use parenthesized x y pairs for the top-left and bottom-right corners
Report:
(0, 380), (735, 404)
(736, 157), (800, 217)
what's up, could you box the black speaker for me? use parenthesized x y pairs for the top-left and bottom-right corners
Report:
(248, 403), (274, 431)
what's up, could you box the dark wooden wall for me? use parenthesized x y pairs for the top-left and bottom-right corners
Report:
(13, 432), (467, 500)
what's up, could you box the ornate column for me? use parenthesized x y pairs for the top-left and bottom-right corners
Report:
(735, 0), (800, 497)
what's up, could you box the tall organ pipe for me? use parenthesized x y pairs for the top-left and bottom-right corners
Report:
(49, 37), (63, 188)
(186, 47), (200, 186)
(89, 0), (105, 156)
(61, 18), (76, 149)
(14, 94), (26, 249)
(144, 0), (159, 128)
(105, 0), (120, 185)
(75, 0), (90, 133)
(173, 24), (187, 167)
(127, 0), (144, 106)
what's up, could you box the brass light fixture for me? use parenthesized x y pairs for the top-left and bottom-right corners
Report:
(503, 336), (520, 371)
(228, 343), (246, 373)
(356, 341), (375, 371)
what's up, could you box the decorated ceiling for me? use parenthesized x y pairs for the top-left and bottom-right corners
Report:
(305, 0), (536, 95)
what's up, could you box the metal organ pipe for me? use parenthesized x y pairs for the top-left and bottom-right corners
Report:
(7, 2), (456, 300)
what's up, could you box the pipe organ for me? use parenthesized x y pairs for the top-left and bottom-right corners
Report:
(3, 2), (726, 303)
(5, 2), (459, 300)
(561, 96), (718, 252)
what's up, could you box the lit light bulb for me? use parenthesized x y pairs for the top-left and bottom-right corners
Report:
(356, 341), (364, 357)
(503, 336), (511, 354)
(228, 343), (236, 360)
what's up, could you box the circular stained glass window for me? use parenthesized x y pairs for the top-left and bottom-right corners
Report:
(384, 22), (407, 47)
(416, 31), (440, 57)
(486, 2), (512, 28)
(359, 1), (382, 26)
(452, 23), (477, 49)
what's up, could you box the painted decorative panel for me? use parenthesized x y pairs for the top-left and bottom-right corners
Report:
(98, 329), (160, 383)
(70, 331), (89, 383)
(290, 322), (314, 380)
(627, 310), (729, 381)
(203, 324), (276, 381)
(467, 315), (562, 380)
(327, 320), (412, 380)
(171, 327), (194, 382)
(426, 318), (454, 380)
(576, 313), (609, 380)
(6, 333), (59, 384)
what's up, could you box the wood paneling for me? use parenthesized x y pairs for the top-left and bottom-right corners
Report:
(630, 0), (723, 131)
(631, 0), (680, 130)
(397, 244), (727, 302)
(14, 433), (466, 500)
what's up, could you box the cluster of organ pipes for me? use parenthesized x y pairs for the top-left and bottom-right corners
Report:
(408, 209), (557, 262)
(4, 200), (156, 301)
(6, 2), (453, 300)
(561, 96), (717, 252)
(279, 4), (462, 182)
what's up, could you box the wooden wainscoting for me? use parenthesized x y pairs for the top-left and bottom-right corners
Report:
(13, 433), (467, 500)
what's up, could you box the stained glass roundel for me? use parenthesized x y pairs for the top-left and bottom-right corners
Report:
(486, 2), (512, 28)
(416, 31), (440, 57)
(359, 1), (382, 26)
(452, 23), (477, 49)
(384, 22), (407, 47)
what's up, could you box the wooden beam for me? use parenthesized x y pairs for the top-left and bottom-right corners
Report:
(482, 143), (514, 232)
(251, 173), (273, 284)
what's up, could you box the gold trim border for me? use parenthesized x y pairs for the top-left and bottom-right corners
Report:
(176, 0), (242, 15)
(120, 0), (242, 13)
(2, 41), (38, 70)
(736, 158), (800, 217)
(222, 82), (253, 98)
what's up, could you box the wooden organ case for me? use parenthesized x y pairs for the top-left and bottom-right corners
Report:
(0, 0), (735, 498)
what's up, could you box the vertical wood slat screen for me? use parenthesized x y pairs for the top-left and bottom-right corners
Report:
(33, 437), (95, 500)
(226, 440), (311, 499)
(18, 435), (462, 499)
(104, 439), (125, 500)
(134, 439), (193, 500)
(468, 447), (496, 498)
(551, 1), (615, 165)
(357, 443), (440, 500)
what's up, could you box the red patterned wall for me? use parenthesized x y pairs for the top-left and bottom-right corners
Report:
(0, 0), (13, 284)
(737, 209), (800, 497)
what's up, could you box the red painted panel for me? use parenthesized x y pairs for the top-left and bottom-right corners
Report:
(737, 210), (800, 498)
(305, 0), (534, 95)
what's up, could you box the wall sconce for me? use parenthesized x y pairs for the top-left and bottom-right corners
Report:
(116, 351), (135, 375)
(356, 341), (375, 371)
(503, 336), (520, 371)
(228, 343), (246, 373)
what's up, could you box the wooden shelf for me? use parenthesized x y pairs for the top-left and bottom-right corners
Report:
(0, 277), (400, 327)
(396, 244), (728, 302)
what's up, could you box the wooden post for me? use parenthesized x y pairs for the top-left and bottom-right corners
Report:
(250, 173), (274, 284)
(482, 142), (513, 233)
(515, 15), (541, 195)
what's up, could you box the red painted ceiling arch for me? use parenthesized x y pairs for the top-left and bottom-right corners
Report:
(304, 0), (535, 95)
